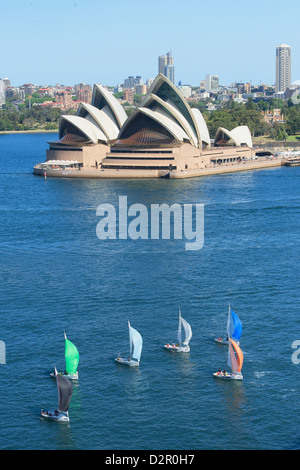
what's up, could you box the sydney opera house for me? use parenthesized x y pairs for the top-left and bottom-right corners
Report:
(34, 74), (259, 178)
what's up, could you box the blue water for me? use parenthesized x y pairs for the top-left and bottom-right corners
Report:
(0, 133), (299, 450)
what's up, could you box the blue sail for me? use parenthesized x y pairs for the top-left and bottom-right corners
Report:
(231, 310), (242, 341)
(130, 326), (143, 362)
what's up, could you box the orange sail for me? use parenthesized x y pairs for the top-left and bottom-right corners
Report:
(229, 338), (243, 373)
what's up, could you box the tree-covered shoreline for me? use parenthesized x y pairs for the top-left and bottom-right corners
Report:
(1, 96), (300, 142)
(196, 98), (300, 142)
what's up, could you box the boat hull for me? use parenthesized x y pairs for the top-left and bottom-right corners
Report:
(115, 357), (139, 367)
(214, 338), (239, 345)
(50, 371), (78, 380)
(40, 410), (70, 422)
(213, 372), (243, 381)
(164, 344), (190, 353)
(214, 338), (228, 344)
(284, 159), (300, 166)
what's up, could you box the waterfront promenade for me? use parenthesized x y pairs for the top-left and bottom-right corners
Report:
(33, 156), (283, 179)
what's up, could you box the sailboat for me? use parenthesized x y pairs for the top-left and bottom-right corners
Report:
(164, 308), (192, 353)
(215, 304), (242, 345)
(50, 332), (79, 380)
(115, 321), (143, 367)
(213, 337), (244, 381)
(41, 367), (73, 422)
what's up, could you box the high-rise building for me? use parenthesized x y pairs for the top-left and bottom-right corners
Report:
(0, 79), (5, 106)
(164, 64), (175, 84)
(275, 44), (291, 93)
(158, 50), (175, 84)
(3, 77), (10, 88)
(158, 54), (167, 75)
(205, 75), (219, 92)
(124, 76), (143, 89)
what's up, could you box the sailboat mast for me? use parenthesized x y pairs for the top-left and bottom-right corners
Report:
(226, 303), (231, 339)
(178, 308), (182, 346)
(128, 320), (132, 360)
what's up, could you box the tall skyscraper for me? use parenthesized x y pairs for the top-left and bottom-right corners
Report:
(158, 54), (167, 75)
(205, 74), (219, 92)
(275, 44), (291, 93)
(0, 79), (5, 106)
(158, 50), (175, 84)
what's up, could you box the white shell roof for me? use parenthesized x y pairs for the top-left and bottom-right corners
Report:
(77, 102), (120, 140)
(118, 107), (189, 143)
(191, 108), (211, 147)
(142, 94), (198, 147)
(59, 115), (107, 143)
(147, 74), (204, 148)
(56, 74), (252, 151)
(141, 108), (189, 141)
(92, 84), (127, 129)
(215, 125), (252, 148)
(230, 126), (253, 148)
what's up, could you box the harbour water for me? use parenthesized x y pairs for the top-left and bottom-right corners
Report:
(0, 133), (299, 450)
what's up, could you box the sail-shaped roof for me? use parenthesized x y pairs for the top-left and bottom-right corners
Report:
(59, 115), (107, 144)
(92, 84), (127, 129)
(77, 102), (120, 140)
(54, 75), (253, 154)
(215, 125), (252, 148)
(191, 108), (211, 148)
(117, 107), (189, 144)
(141, 94), (198, 147)
(147, 74), (205, 148)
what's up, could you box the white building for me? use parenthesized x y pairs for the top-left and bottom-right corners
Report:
(0, 80), (6, 106)
(205, 74), (219, 92)
(177, 85), (192, 98)
(275, 44), (291, 93)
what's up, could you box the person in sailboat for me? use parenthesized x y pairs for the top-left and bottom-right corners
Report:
(213, 337), (244, 381)
(215, 305), (242, 345)
(51, 332), (80, 380)
(164, 309), (192, 353)
(41, 367), (73, 422)
(115, 321), (143, 367)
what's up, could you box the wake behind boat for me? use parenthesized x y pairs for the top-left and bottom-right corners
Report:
(50, 332), (80, 380)
(213, 338), (244, 381)
(115, 321), (143, 367)
(164, 308), (192, 353)
(41, 367), (73, 422)
(215, 304), (242, 345)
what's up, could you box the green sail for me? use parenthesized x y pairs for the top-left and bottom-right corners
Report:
(65, 337), (79, 375)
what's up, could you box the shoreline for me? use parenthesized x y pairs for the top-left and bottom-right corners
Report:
(0, 129), (58, 134)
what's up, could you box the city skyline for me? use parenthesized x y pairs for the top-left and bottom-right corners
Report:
(1, 0), (300, 87)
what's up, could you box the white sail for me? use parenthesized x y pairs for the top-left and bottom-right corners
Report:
(128, 321), (143, 362)
(177, 308), (192, 346)
(181, 317), (192, 346)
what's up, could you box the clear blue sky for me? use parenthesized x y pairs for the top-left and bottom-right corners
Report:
(1, 0), (299, 87)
